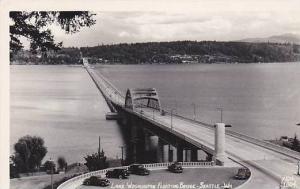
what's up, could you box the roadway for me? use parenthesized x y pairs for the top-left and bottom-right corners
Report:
(76, 167), (245, 189)
(140, 108), (294, 189)
(84, 60), (300, 189)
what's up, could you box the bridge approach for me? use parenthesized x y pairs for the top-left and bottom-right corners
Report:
(84, 59), (300, 189)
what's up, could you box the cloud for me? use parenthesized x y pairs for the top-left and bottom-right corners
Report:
(51, 8), (300, 47)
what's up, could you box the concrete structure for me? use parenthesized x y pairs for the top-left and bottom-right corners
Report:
(83, 58), (300, 188)
(214, 123), (226, 165)
(125, 88), (162, 113)
(57, 162), (215, 189)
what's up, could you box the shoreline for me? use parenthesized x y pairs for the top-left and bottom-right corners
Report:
(10, 61), (300, 66)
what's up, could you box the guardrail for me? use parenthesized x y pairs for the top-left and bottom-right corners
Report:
(85, 62), (300, 161)
(226, 130), (300, 160)
(85, 66), (124, 110)
(129, 108), (216, 155)
(57, 161), (214, 189)
(166, 110), (300, 160)
(86, 65), (124, 98)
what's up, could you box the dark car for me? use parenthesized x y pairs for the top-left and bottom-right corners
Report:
(106, 168), (129, 179)
(168, 162), (183, 173)
(234, 168), (251, 180)
(83, 176), (110, 187)
(128, 164), (150, 175)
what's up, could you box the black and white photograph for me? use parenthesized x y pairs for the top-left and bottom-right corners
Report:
(1, 0), (300, 189)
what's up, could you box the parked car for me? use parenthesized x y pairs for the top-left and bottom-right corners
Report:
(83, 176), (110, 187)
(234, 168), (251, 180)
(128, 164), (150, 175)
(106, 168), (129, 179)
(168, 162), (183, 173)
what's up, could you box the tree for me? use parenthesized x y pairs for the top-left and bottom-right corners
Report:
(57, 156), (67, 171)
(43, 160), (56, 171)
(292, 135), (300, 152)
(11, 135), (47, 173)
(84, 150), (108, 171)
(10, 11), (96, 55)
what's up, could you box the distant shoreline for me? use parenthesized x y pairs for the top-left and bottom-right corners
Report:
(10, 41), (300, 65)
(10, 61), (300, 66)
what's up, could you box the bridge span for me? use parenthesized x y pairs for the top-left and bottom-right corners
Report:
(84, 59), (300, 189)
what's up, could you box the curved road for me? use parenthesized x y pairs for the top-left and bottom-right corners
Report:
(141, 108), (299, 189)
(86, 61), (300, 189)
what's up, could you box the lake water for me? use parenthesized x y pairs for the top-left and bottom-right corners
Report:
(10, 63), (300, 165)
(96, 63), (300, 140)
(10, 65), (125, 164)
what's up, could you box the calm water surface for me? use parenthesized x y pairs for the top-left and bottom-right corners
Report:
(97, 63), (300, 140)
(10, 65), (125, 164)
(10, 63), (300, 164)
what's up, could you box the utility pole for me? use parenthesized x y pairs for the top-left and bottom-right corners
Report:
(192, 103), (196, 120)
(98, 136), (101, 158)
(175, 99), (177, 115)
(49, 158), (54, 189)
(171, 109), (175, 130)
(298, 161), (300, 175)
(153, 109), (155, 120)
(51, 164), (53, 189)
(119, 146), (125, 165)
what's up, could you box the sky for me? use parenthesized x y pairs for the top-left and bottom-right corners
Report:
(20, 0), (300, 47)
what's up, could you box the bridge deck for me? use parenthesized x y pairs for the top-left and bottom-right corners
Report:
(84, 61), (300, 189)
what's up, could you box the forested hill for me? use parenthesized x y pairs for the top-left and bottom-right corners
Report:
(11, 48), (82, 65)
(81, 41), (300, 64)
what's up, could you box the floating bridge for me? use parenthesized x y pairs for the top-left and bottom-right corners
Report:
(83, 58), (300, 188)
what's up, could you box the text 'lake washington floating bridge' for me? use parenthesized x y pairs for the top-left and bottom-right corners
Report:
(83, 58), (300, 189)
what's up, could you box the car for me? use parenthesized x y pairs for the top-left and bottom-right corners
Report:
(234, 168), (251, 180)
(128, 164), (150, 175)
(106, 168), (129, 179)
(83, 176), (110, 187)
(168, 162), (183, 173)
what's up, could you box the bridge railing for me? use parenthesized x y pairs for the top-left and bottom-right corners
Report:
(134, 106), (300, 160)
(94, 71), (125, 99)
(226, 130), (300, 160)
(57, 161), (214, 189)
(154, 107), (300, 160)
(84, 62), (124, 98)
(85, 64), (208, 125)
(135, 106), (211, 133)
(85, 62), (300, 161)
(160, 108), (213, 127)
(85, 65), (125, 106)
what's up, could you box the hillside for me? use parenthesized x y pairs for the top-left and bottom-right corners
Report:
(10, 41), (300, 65)
(239, 33), (300, 45)
(81, 41), (300, 64)
(10, 48), (82, 65)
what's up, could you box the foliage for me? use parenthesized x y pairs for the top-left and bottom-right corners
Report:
(11, 135), (47, 173)
(81, 41), (300, 64)
(57, 156), (67, 170)
(43, 160), (56, 171)
(84, 150), (109, 171)
(10, 11), (96, 54)
(292, 135), (300, 152)
(11, 47), (82, 65)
